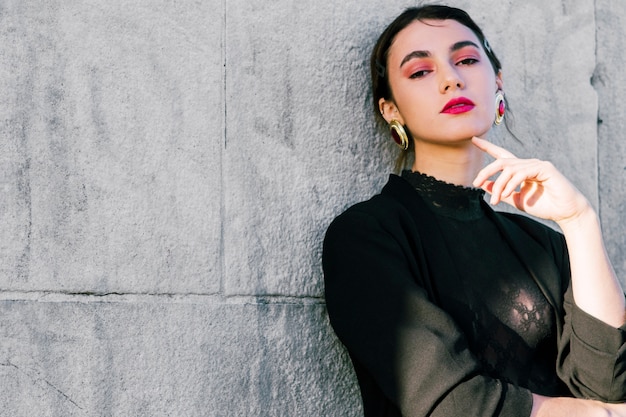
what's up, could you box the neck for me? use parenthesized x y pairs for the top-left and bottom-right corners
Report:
(411, 139), (484, 187)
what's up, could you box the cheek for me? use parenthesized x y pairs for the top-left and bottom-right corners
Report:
(486, 91), (498, 116)
(388, 76), (432, 112)
(394, 88), (433, 117)
(475, 82), (498, 115)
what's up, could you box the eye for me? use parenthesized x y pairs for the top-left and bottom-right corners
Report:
(457, 58), (479, 66)
(409, 69), (431, 79)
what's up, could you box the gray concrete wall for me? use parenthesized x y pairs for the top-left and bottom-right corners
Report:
(0, 0), (624, 415)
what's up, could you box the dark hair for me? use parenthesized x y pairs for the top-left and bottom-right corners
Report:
(370, 5), (509, 171)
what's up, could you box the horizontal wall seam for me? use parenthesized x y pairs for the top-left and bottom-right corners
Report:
(0, 290), (326, 305)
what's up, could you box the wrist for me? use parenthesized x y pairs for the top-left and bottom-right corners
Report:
(556, 201), (597, 233)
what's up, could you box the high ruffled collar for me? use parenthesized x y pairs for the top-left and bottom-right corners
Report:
(401, 170), (485, 220)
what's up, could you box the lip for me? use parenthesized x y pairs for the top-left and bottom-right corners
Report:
(441, 97), (475, 114)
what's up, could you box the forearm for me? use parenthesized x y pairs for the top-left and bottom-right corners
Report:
(557, 205), (626, 328)
(531, 394), (618, 417)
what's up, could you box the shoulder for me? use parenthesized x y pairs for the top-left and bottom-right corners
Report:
(324, 194), (403, 247)
(324, 175), (422, 240)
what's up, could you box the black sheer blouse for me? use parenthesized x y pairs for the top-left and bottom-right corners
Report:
(401, 170), (568, 395)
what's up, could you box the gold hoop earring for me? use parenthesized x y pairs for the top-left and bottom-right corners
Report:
(494, 91), (505, 125)
(389, 119), (409, 150)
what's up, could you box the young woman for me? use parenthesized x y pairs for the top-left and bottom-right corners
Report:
(322, 5), (626, 417)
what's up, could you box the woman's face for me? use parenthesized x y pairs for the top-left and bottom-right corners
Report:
(381, 19), (502, 145)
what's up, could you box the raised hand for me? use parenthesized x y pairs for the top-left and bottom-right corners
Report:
(471, 137), (591, 225)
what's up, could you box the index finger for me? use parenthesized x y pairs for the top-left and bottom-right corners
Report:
(472, 137), (517, 159)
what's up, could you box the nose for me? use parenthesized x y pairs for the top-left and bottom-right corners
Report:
(439, 65), (465, 93)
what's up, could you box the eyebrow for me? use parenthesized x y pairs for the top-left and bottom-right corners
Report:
(399, 40), (481, 68)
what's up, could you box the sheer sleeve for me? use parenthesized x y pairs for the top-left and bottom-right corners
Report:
(554, 245), (626, 401)
(322, 206), (532, 417)
(557, 293), (626, 401)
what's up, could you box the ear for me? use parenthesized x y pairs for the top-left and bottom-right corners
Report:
(495, 70), (503, 92)
(379, 98), (405, 125)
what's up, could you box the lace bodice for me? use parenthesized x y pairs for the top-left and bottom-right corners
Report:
(401, 170), (563, 394)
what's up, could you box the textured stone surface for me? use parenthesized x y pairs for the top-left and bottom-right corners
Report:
(0, 0), (223, 294)
(596, 1), (626, 281)
(222, 0), (396, 297)
(0, 0), (624, 416)
(0, 298), (360, 416)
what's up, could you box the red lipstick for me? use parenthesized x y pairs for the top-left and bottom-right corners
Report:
(441, 97), (475, 114)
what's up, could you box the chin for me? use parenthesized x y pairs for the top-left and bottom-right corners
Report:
(414, 121), (493, 144)
(449, 122), (492, 140)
